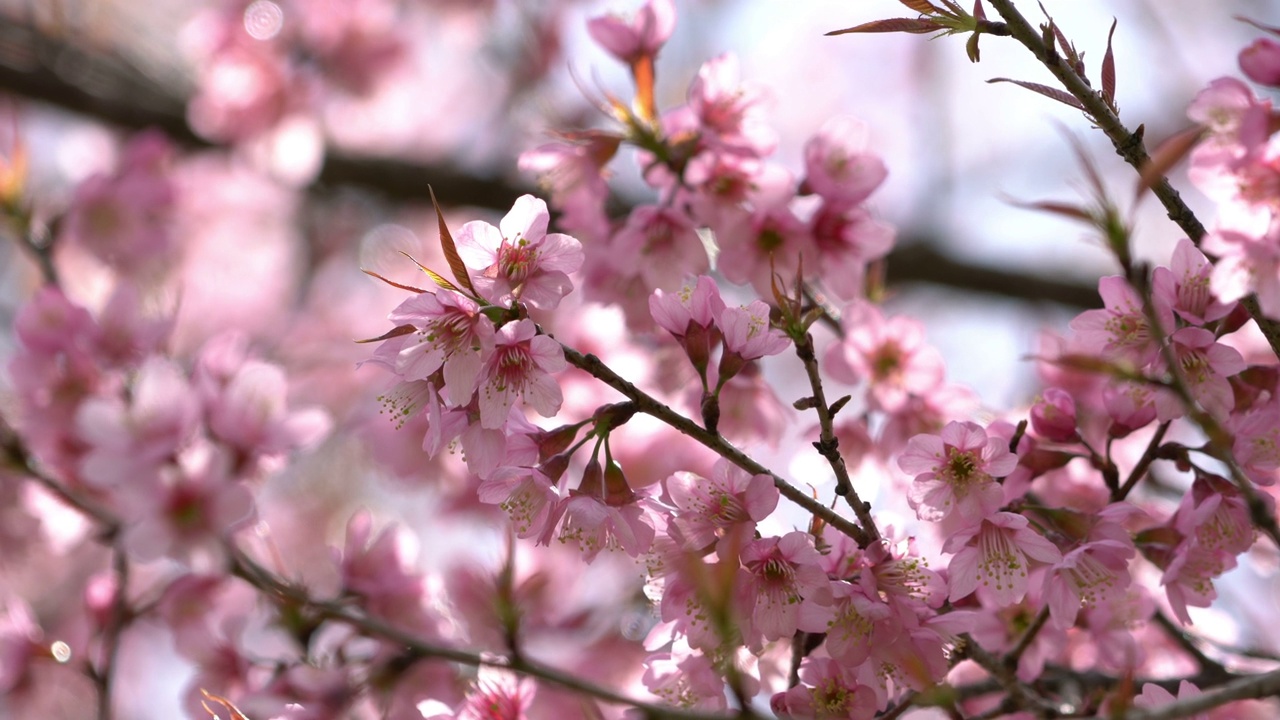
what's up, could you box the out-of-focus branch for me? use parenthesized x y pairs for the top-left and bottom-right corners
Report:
(1125, 667), (1280, 720)
(0, 16), (1102, 309)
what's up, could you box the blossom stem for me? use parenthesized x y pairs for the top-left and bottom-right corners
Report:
(1114, 421), (1171, 501)
(793, 331), (881, 542)
(561, 343), (874, 546)
(1005, 605), (1050, 671)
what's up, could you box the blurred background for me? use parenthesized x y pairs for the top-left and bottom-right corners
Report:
(0, 2), (1278, 716)
(0, 0), (1273, 406)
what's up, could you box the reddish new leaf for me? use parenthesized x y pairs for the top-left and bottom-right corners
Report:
(1135, 126), (1205, 202)
(354, 324), (417, 344)
(1101, 18), (1118, 110)
(827, 18), (945, 35)
(1005, 198), (1094, 223)
(899, 0), (944, 15)
(972, 0), (987, 22)
(428, 185), (477, 296)
(986, 78), (1085, 110)
(361, 268), (427, 294)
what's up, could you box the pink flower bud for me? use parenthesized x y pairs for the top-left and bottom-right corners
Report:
(586, 0), (676, 64)
(1240, 38), (1280, 87)
(1030, 388), (1078, 442)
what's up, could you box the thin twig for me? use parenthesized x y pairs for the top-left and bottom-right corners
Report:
(792, 331), (881, 542)
(227, 547), (734, 720)
(561, 344), (872, 546)
(1115, 421), (1171, 501)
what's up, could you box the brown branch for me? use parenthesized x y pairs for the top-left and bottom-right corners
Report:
(561, 344), (874, 547)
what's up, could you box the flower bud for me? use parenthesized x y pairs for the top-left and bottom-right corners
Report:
(1030, 388), (1078, 442)
(1240, 38), (1280, 87)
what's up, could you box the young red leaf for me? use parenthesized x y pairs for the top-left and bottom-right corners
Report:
(899, 0), (944, 15)
(427, 185), (477, 296)
(972, 0), (987, 22)
(1101, 18), (1118, 110)
(361, 268), (427, 294)
(1135, 126), (1205, 202)
(1005, 198), (1094, 223)
(355, 324), (417, 344)
(827, 18), (946, 35)
(986, 78), (1085, 110)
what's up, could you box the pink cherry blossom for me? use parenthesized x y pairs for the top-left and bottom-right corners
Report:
(738, 531), (833, 645)
(539, 491), (655, 562)
(803, 116), (888, 208)
(809, 204), (895, 301)
(664, 459), (778, 550)
(1151, 238), (1235, 325)
(1069, 276), (1171, 367)
(770, 657), (878, 720)
(715, 300), (790, 383)
(687, 53), (776, 158)
(1202, 227), (1280, 317)
(898, 421), (1015, 525)
(608, 205), (708, 291)
(944, 512), (1063, 607)
(1030, 387), (1078, 442)
(455, 667), (534, 720)
(1135, 680), (1208, 720)
(380, 288), (491, 405)
(824, 300), (945, 413)
(477, 466), (559, 539)
(586, 0), (676, 64)
(1230, 399), (1280, 485)
(641, 638), (729, 712)
(1240, 37), (1280, 87)
(455, 194), (584, 311)
(475, 319), (566, 429)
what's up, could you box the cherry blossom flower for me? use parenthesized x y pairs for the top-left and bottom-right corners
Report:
(1230, 399), (1280, 485)
(771, 657), (877, 720)
(1152, 238), (1235, 325)
(738, 532), (833, 645)
(824, 300), (944, 413)
(586, 0), (676, 64)
(803, 116), (888, 209)
(1202, 227), (1280, 318)
(1029, 388), (1078, 443)
(455, 667), (534, 720)
(716, 300), (789, 383)
(809, 204), (895, 301)
(642, 638), (729, 712)
(1135, 680), (1208, 720)
(455, 194), (584, 311)
(664, 459), (778, 550)
(76, 356), (200, 488)
(944, 512), (1062, 608)
(687, 53), (776, 158)
(898, 421), (1015, 525)
(477, 466), (559, 539)
(1240, 38), (1280, 87)
(379, 288), (491, 405)
(1069, 276), (1171, 367)
(1159, 327), (1245, 420)
(609, 205), (708, 291)
(475, 319), (566, 429)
